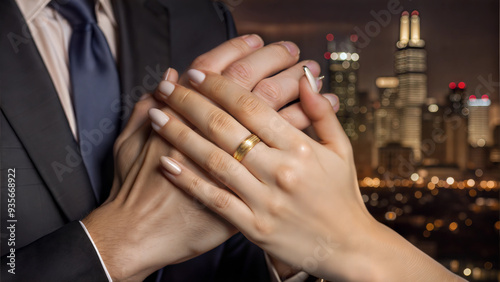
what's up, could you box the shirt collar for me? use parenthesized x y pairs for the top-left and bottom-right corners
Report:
(15, 0), (117, 26)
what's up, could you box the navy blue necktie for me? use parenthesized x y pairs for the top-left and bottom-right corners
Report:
(51, 0), (121, 203)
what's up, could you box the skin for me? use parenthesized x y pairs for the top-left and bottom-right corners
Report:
(81, 35), (338, 281)
(149, 70), (465, 282)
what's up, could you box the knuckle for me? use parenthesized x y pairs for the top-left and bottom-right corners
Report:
(174, 127), (192, 148)
(212, 190), (231, 209)
(254, 79), (282, 108)
(209, 77), (230, 98)
(228, 38), (250, 57)
(176, 88), (194, 105)
(267, 198), (287, 217)
(191, 55), (211, 70)
(272, 43), (294, 60)
(224, 61), (253, 88)
(187, 176), (203, 195)
(274, 165), (298, 191)
(206, 151), (231, 174)
(236, 94), (264, 117)
(278, 110), (295, 125)
(291, 140), (313, 159)
(253, 216), (274, 237)
(206, 110), (233, 136)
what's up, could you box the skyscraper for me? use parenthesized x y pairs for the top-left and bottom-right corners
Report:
(443, 82), (468, 170)
(374, 77), (401, 147)
(326, 34), (360, 139)
(395, 11), (427, 161)
(468, 95), (492, 147)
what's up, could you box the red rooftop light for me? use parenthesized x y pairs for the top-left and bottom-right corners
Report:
(402, 11), (409, 16)
(449, 82), (456, 89)
(326, 33), (334, 42)
(481, 94), (489, 100)
(469, 95), (477, 100)
(324, 52), (331, 60)
(458, 82), (466, 89)
(411, 10), (419, 16)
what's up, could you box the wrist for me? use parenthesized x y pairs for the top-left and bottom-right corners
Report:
(359, 220), (464, 282)
(81, 203), (155, 281)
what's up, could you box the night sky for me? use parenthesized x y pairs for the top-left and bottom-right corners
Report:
(230, 0), (499, 104)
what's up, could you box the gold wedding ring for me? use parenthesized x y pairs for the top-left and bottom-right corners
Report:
(233, 134), (260, 162)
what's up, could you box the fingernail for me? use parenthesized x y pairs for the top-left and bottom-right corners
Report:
(187, 69), (206, 85)
(159, 81), (175, 97)
(303, 66), (318, 93)
(324, 95), (338, 108)
(278, 41), (299, 57)
(316, 76), (324, 91)
(149, 108), (169, 131)
(242, 34), (263, 48)
(162, 67), (171, 81)
(139, 93), (150, 101)
(160, 156), (181, 175)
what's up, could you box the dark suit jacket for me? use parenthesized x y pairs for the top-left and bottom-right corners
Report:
(0, 0), (269, 281)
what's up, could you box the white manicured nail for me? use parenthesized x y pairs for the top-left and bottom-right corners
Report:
(149, 108), (169, 131)
(163, 67), (171, 81)
(160, 156), (181, 175)
(187, 69), (206, 85)
(324, 95), (338, 107)
(303, 66), (318, 93)
(159, 81), (175, 97)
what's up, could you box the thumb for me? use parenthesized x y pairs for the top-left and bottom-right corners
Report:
(299, 74), (351, 153)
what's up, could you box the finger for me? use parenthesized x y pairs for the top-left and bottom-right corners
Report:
(155, 81), (275, 165)
(148, 108), (267, 206)
(186, 70), (298, 149)
(298, 76), (351, 157)
(222, 41), (300, 90)
(114, 95), (160, 155)
(277, 94), (339, 130)
(159, 156), (256, 235)
(188, 34), (264, 74)
(252, 60), (320, 110)
(153, 67), (179, 100)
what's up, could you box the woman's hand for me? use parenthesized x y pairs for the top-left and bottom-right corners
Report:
(149, 69), (463, 281)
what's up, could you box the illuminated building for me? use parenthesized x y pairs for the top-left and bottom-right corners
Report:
(395, 11), (427, 161)
(421, 98), (446, 166)
(443, 82), (468, 171)
(374, 77), (401, 147)
(468, 95), (492, 147)
(378, 143), (413, 178)
(326, 34), (360, 139)
(374, 77), (401, 166)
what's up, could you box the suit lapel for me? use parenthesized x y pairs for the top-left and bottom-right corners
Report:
(0, 0), (97, 221)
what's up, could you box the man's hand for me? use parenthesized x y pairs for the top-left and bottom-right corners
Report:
(82, 35), (332, 281)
